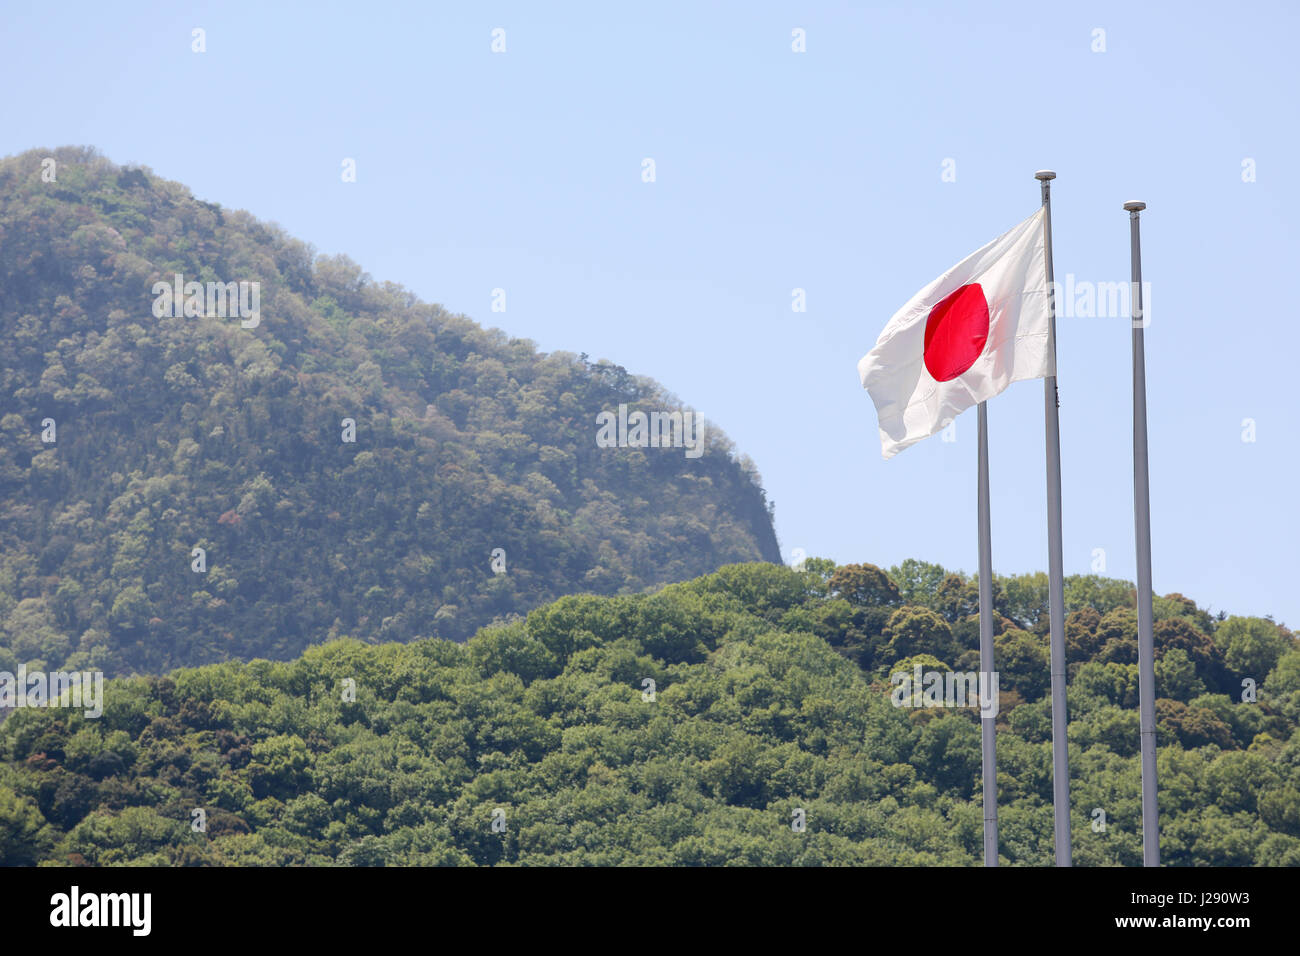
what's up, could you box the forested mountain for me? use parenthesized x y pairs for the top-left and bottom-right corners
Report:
(2, 559), (1296, 866)
(0, 146), (780, 677)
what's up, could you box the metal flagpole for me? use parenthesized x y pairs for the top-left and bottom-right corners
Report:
(977, 400), (998, 866)
(1125, 199), (1160, 866)
(1036, 170), (1072, 866)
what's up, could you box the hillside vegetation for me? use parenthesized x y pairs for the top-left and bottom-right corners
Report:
(0, 147), (779, 677)
(2, 559), (1296, 866)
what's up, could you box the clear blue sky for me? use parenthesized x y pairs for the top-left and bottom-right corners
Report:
(2, 1), (1295, 625)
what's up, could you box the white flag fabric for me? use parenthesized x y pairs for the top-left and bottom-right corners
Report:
(858, 209), (1051, 459)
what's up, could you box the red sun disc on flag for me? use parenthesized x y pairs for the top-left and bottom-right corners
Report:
(923, 283), (990, 381)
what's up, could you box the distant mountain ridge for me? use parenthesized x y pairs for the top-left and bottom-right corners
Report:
(0, 146), (781, 677)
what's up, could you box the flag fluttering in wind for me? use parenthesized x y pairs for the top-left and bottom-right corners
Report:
(858, 209), (1051, 459)
(855, 200), (1065, 867)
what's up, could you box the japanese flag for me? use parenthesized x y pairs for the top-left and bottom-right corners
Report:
(858, 209), (1052, 459)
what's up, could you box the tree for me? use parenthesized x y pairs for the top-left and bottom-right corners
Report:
(1156, 698), (1234, 750)
(994, 629), (1049, 700)
(827, 564), (899, 608)
(1155, 617), (1224, 691)
(1095, 608), (1139, 665)
(0, 786), (54, 865)
(109, 586), (153, 632)
(881, 607), (957, 666)
(889, 559), (948, 608)
(1000, 573), (1049, 632)
(1216, 617), (1293, 682)
(247, 734), (312, 800)
(933, 574), (976, 622)
(1065, 607), (1102, 663)
(1064, 575), (1135, 616)
(1155, 648), (1205, 701)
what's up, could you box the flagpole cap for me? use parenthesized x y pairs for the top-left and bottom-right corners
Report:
(1034, 170), (1057, 181)
(1122, 200), (1147, 211)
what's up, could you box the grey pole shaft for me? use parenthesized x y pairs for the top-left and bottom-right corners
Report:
(1126, 200), (1159, 867)
(977, 400), (998, 866)
(1037, 171), (1072, 866)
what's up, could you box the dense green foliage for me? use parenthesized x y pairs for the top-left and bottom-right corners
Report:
(2, 559), (1296, 866)
(0, 147), (779, 676)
